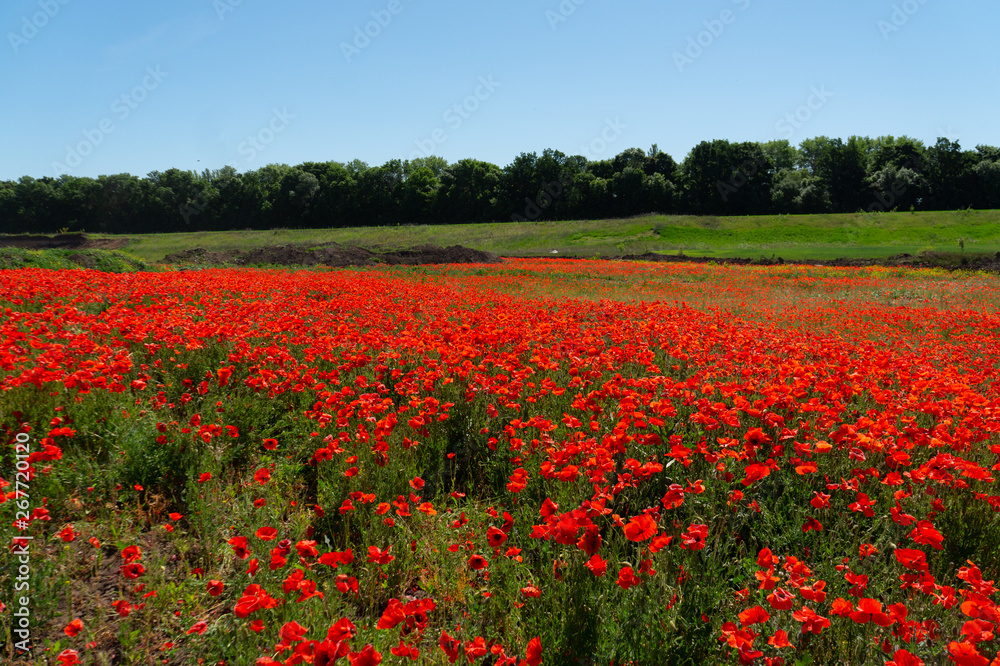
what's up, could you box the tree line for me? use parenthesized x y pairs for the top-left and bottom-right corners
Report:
(3, 136), (999, 235)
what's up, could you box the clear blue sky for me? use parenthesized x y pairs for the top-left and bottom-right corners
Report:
(3, 0), (998, 180)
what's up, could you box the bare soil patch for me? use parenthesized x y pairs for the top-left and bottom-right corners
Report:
(163, 243), (502, 267)
(621, 251), (1000, 272)
(0, 233), (131, 250)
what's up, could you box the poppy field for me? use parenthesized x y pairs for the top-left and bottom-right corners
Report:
(2, 259), (1000, 665)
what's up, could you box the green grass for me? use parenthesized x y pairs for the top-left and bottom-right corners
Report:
(0, 247), (153, 272)
(84, 209), (1000, 263)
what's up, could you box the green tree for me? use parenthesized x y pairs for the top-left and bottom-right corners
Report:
(972, 160), (1000, 209)
(399, 166), (440, 224)
(404, 156), (448, 179)
(798, 136), (871, 212)
(924, 138), (977, 210)
(681, 140), (772, 215)
(439, 159), (502, 223)
(644, 144), (678, 179)
(272, 169), (320, 227)
(612, 147), (646, 173)
(771, 169), (831, 213)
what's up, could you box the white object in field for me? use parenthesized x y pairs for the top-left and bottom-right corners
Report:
(551, 250), (558, 254)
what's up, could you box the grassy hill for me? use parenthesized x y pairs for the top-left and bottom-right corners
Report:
(76, 208), (1000, 262)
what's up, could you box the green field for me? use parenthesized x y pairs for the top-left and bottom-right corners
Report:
(87, 209), (1000, 263)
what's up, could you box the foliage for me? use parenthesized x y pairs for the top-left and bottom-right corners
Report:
(3, 137), (999, 233)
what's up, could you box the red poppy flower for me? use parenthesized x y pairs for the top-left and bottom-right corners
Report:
(468, 554), (489, 571)
(367, 545), (394, 565)
(457, 637), (485, 663)
(327, 616), (356, 642)
(810, 492), (831, 509)
(187, 620), (208, 636)
(280, 620), (308, 644)
(253, 468), (271, 485)
(121, 545), (142, 563)
(228, 536), (250, 559)
(378, 599), (407, 629)
(440, 631), (461, 663)
(521, 584), (541, 598)
(894, 548), (928, 571)
(792, 606), (830, 634)
(348, 644), (382, 666)
(738, 605), (770, 626)
(616, 566), (640, 590)
(487, 526), (508, 549)
(680, 523), (708, 550)
(766, 587), (796, 611)
(947, 641), (987, 666)
(255, 526), (278, 541)
(757, 548), (778, 567)
(802, 517), (823, 532)
(525, 636), (542, 666)
(849, 598), (891, 626)
(799, 581), (826, 603)
(768, 629), (793, 649)
(909, 521), (944, 550)
(206, 580), (224, 596)
(121, 563), (144, 579)
(64, 618), (83, 637)
(886, 649), (924, 666)
(540, 497), (559, 518)
(623, 513), (657, 541)
(661, 484), (685, 510)
(56, 649), (82, 665)
(263, 438), (278, 450)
